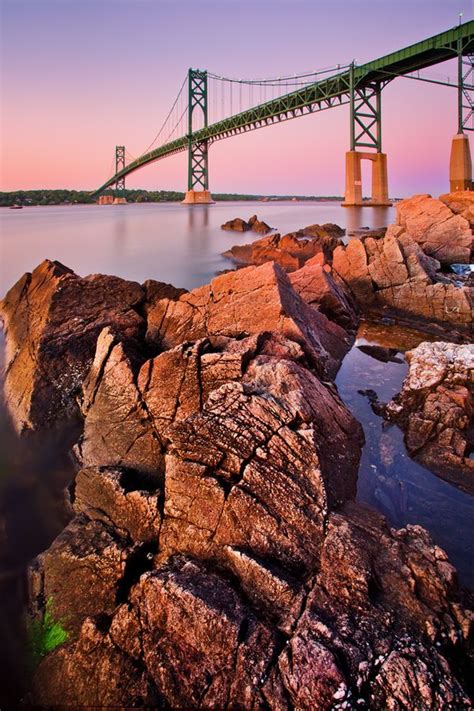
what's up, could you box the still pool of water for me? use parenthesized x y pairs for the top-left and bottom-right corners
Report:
(0, 201), (473, 590)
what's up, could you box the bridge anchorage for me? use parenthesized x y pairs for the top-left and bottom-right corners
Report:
(93, 21), (474, 206)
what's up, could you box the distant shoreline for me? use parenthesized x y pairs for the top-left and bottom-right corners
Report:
(0, 189), (348, 207)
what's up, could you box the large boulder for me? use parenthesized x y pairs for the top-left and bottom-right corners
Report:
(440, 190), (474, 227)
(387, 341), (474, 493)
(146, 262), (353, 379)
(0, 260), (145, 432)
(332, 229), (473, 332)
(159, 356), (363, 584)
(395, 193), (473, 265)
(2, 258), (468, 708)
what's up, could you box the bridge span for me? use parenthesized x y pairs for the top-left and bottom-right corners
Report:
(93, 21), (474, 206)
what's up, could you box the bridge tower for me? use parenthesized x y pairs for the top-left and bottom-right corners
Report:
(449, 45), (473, 192)
(114, 145), (127, 202)
(342, 65), (391, 206)
(182, 69), (214, 204)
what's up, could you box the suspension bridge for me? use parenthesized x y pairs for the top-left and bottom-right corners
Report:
(93, 21), (474, 206)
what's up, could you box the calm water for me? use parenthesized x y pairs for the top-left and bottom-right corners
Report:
(0, 201), (473, 592)
(0, 201), (394, 295)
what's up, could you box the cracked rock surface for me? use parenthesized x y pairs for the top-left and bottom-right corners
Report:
(332, 227), (473, 333)
(1, 255), (473, 708)
(387, 341), (474, 494)
(0, 259), (182, 433)
(395, 193), (473, 265)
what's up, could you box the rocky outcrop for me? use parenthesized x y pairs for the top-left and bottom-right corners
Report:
(387, 341), (474, 494)
(0, 260), (146, 433)
(440, 190), (474, 227)
(221, 214), (273, 234)
(394, 193), (473, 265)
(332, 229), (473, 333)
(249, 214), (272, 234)
(146, 262), (353, 380)
(221, 217), (251, 232)
(224, 224), (344, 271)
(1, 258), (471, 707)
(31, 502), (473, 708)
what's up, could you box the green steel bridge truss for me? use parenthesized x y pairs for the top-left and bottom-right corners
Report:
(93, 21), (474, 196)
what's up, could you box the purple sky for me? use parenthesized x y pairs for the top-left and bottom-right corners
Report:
(1, 0), (472, 197)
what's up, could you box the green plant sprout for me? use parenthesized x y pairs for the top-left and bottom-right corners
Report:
(28, 597), (68, 666)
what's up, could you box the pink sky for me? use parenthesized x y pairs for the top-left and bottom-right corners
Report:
(1, 0), (472, 197)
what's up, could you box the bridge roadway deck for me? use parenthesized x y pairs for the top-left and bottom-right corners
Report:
(93, 21), (474, 195)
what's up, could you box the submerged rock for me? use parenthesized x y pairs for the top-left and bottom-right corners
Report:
(387, 341), (474, 494)
(221, 214), (273, 234)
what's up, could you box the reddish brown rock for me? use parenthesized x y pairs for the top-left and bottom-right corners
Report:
(249, 214), (273, 234)
(224, 225), (343, 272)
(31, 617), (158, 707)
(0, 260), (145, 432)
(76, 331), (307, 481)
(289, 261), (359, 330)
(29, 514), (129, 634)
(9, 258), (470, 708)
(75, 328), (162, 476)
(160, 359), (363, 579)
(259, 501), (471, 710)
(221, 217), (251, 232)
(303, 222), (345, 240)
(395, 193), (473, 264)
(147, 262), (353, 379)
(142, 278), (187, 311)
(333, 230), (473, 332)
(74, 466), (162, 543)
(135, 558), (277, 709)
(387, 341), (474, 493)
(440, 190), (474, 227)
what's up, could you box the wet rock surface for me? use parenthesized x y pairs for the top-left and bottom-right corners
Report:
(0, 235), (472, 707)
(387, 341), (474, 494)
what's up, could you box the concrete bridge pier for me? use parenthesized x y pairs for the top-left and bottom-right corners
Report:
(342, 151), (391, 206)
(449, 133), (472, 191)
(182, 189), (214, 204)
